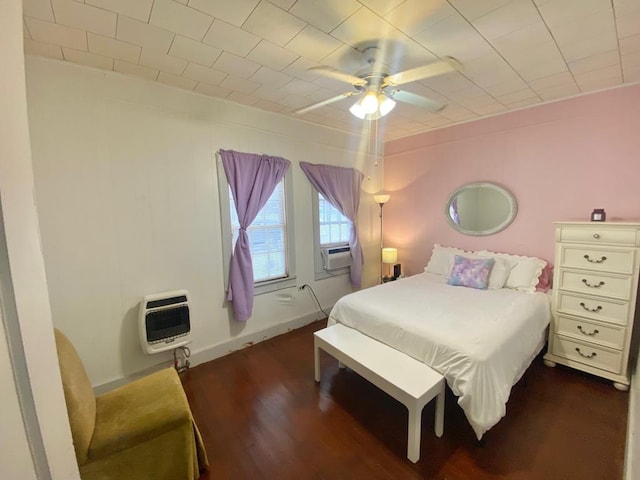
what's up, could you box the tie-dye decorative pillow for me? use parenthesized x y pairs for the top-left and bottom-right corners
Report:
(447, 255), (495, 290)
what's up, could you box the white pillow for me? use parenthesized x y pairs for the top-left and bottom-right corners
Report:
(477, 250), (546, 293)
(425, 244), (512, 289)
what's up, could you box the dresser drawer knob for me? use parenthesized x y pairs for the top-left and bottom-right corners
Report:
(577, 325), (599, 336)
(582, 279), (605, 288)
(584, 254), (607, 264)
(575, 347), (597, 359)
(579, 302), (602, 312)
(593, 233), (600, 239)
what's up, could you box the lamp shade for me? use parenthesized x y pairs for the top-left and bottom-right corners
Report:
(382, 247), (398, 264)
(374, 194), (390, 205)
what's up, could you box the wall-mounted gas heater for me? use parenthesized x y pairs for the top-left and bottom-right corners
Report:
(139, 290), (191, 354)
(322, 246), (351, 270)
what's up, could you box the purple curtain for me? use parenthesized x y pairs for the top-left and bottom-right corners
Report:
(299, 162), (364, 288)
(220, 149), (290, 322)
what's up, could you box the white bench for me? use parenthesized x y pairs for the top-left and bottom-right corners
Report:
(314, 324), (445, 463)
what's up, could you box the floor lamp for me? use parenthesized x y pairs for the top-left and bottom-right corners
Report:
(373, 193), (390, 283)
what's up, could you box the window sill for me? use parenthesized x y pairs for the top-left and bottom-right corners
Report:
(254, 276), (297, 295)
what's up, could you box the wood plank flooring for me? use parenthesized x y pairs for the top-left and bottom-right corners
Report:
(181, 321), (629, 480)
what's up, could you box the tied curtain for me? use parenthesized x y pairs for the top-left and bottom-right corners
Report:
(220, 149), (291, 322)
(299, 162), (364, 288)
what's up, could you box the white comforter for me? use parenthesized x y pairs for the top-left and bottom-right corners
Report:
(328, 272), (551, 439)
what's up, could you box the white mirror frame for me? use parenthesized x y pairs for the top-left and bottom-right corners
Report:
(445, 182), (517, 236)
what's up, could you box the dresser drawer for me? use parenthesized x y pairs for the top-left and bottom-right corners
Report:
(556, 291), (629, 325)
(552, 336), (623, 373)
(555, 315), (626, 350)
(559, 226), (639, 246)
(557, 270), (633, 300)
(558, 246), (634, 275)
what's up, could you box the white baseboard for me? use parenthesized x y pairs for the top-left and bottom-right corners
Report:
(94, 310), (328, 395)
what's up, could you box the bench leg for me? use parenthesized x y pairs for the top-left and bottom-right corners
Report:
(407, 405), (421, 463)
(314, 343), (320, 383)
(434, 386), (444, 438)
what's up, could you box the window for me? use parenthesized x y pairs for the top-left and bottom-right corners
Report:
(313, 192), (351, 278)
(218, 162), (296, 294)
(318, 194), (351, 246)
(230, 181), (287, 283)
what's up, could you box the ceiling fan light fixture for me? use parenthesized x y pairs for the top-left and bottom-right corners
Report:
(361, 90), (379, 114)
(349, 101), (367, 119)
(378, 94), (396, 116)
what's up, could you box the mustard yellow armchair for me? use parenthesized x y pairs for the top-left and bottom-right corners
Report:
(54, 329), (208, 480)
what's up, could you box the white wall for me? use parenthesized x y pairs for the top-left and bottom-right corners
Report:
(0, 2), (79, 478)
(25, 56), (383, 388)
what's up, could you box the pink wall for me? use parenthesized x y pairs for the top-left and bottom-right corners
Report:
(383, 84), (640, 276)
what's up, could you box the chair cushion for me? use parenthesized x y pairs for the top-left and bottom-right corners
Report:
(54, 329), (96, 465)
(89, 368), (192, 459)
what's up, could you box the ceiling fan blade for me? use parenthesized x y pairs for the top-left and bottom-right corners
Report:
(382, 57), (462, 87)
(308, 66), (367, 86)
(294, 92), (359, 115)
(388, 89), (446, 113)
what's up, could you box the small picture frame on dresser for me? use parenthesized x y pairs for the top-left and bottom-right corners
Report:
(591, 209), (606, 221)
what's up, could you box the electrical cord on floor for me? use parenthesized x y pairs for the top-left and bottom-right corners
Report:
(300, 284), (330, 318)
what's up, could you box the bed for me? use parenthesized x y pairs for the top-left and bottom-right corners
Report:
(327, 247), (552, 440)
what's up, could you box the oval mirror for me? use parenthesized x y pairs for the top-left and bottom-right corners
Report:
(445, 182), (517, 236)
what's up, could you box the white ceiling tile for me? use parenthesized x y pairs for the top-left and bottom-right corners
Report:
(246, 40), (299, 71)
(149, 0), (213, 41)
(538, 0), (612, 28)
(24, 39), (63, 59)
(623, 62), (640, 82)
(157, 72), (198, 90)
(250, 66), (292, 88)
(483, 77), (529, 96)
(213, 51), (261, 78)
(358, 0), (405, 16)
(446, 85), (491, 102)
(23, 0), (55, 22)
(242, 2), (306, 47)
(413, 13), (494, 63)
(183, 63), (228, 84)
(463, 52), (521, 88)
(279, 78), (318, 95)
(25, 17), (88, 50)
(169, 36), (221, 67)
(490, 21), (555, 50)
(568, 50), (620, 75)
(24, 19), (31, 39)
(116, 15), (174, 53)
(254, 99), (287, 113)
(202, 19), (260, 57)
(139, 48), (188, 75)
(86, 0), (154, 23)
(52, 0), (117, 38)
(187, 0), (260, 27)
(439, 104), (478, 121)
(114, 60), (159, 80)
(268, 0), (297, 10)
(386, 0), (456, 37)
(536, 83), (580, 100)
(528, 71), (576, 91)
(289, 0), (361, 33)
(495, 88), (539, 104)
(286, 25), (342, 62)
(472, 0), (542, 41)
(62, 47), (113, 70)
(620, 33), (640, 56)
(550, 10), (616, 46)
(279, 94), (316, 109)
(252, 85), (289, 102)
(282, 57), (322, 81)
(226, 91), (261, 106)
(468, 102), (508, 115)
(88, 33), (140, 63)
(420, 71), (476, 95)
(330, 7), (398, 47)
(616, 10), (640, 38)
(448, 0), (513, 22)
(219, 75), (261, 94)
(505, 97), (542, 109)
(574, 64), (623, 91)
(426, 117), (453, 127)
(557, 30), (619, 63)
(194, 82), (232, 98)
(502, 42), (567, 81)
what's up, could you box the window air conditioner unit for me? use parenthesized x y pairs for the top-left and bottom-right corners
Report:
(322, 246), (351, 270)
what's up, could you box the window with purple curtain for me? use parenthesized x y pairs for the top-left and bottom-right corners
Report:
(299, 162), (364, 288)
(220, 149), (291, 322)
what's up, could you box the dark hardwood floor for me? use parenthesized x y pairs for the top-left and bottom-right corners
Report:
(181, 321), (629, 480)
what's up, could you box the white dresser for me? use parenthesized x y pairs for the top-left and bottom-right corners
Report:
(544, 222), (640, 391)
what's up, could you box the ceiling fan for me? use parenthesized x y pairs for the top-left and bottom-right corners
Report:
(294, 45), (462, 120)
